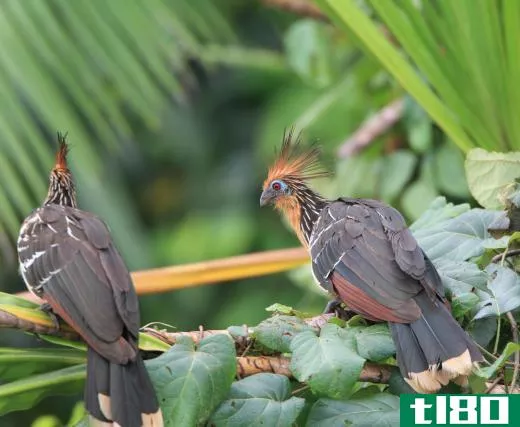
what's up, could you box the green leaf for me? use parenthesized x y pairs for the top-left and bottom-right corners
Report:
(433, 258), (488, 296)
(265, 303), (310, 318)
(138, 332), (171, 353)
(410, 197), (469, 231)
(451, 293), (480, 318)
(403, 98), (432, 153)
(284, 20), (334, 87)
(0, 364), (85, 415)
(316, 0), (474, 153)
(354, 324), (395, 362)
(465, 148), (520, 209)
(306, 393), (400, 427)
(253, 315), (314, 353)
(401, 179), (438, 221)
(434, 141), (471, 198)
(379, 150), (417, 203)
(290, 324), (365, 399)
(146, 334), (236, 426)
(474, 264), (520, 319)
(478, 342), (520, 379)
(0, 291), (39, 309)
(411, 199), (508, 262)
(209, 374), (305, 427)
(0, 347), (85, 382)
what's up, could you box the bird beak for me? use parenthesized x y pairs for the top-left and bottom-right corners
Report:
(260, 189), (275, 206)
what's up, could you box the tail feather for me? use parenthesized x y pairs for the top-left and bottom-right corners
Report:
(86, 348), (163, 427)
(390, 292), (482, 393)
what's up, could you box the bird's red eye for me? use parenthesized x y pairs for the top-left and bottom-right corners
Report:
(272, 181), (282, 191)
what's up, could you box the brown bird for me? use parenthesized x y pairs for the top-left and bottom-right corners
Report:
(260, 131), (482, 393)
(17, 134), (163, 426)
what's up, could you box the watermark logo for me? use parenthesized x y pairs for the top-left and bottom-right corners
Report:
(400, 395), (520, 426)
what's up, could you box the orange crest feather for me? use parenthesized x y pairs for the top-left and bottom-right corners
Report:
(263, 129), (329, 189)
(55, 131), (70, 171)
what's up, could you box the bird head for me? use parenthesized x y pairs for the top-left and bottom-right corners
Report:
(260, 129), (328, 209)
(44, 132), (77, 207)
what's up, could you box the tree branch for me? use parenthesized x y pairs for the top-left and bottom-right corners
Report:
(337, 98), (405, 158)
(2, 306), (518, 392)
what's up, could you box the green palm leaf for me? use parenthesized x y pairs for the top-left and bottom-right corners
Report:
(0, 0), (234, 266)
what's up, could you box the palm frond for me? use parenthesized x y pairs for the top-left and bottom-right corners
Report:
(318, 0), (519, 153)
(0, 0), (235, 265)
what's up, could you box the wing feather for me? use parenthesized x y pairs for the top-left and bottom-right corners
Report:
(18, 205), (139, 363)
(310, 198), (441, 323)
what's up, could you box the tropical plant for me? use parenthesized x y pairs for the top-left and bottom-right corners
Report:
(318, 0), (520, 153)
(1, 194), (520, 426)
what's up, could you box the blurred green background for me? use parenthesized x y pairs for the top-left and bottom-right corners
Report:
(0, 0), (475, 424)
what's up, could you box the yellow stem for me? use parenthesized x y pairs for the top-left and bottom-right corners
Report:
(17, 247), (309, 301)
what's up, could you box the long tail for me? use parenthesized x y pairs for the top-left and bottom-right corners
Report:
(390, 292), (483, 393)
(85, 347), (163, 427)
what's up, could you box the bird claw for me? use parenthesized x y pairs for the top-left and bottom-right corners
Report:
(323, 299), (356, 321)
(40, 302), (60, 330)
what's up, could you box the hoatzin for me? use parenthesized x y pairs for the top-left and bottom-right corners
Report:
(260, 132), (483, 393)
(17, 134), (163, 427)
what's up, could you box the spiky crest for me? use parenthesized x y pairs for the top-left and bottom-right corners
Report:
(44, 132), (77, 208)
(263, 129), (329, 190)
(55, 131), (69, 171)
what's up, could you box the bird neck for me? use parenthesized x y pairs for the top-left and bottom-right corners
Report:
(43, 171), (78, 208)
(295, 185), (327, 245)
(275, 183), (326, 247)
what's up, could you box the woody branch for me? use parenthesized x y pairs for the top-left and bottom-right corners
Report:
(1, 307), (517, 393)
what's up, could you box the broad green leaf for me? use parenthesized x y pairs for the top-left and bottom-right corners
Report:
(354, 324), (395, 362)
(379, 150), (417, 203)
(306, 393), (400, 427)
(477, 342), (520, 379)
(146, 334), (236, 426)
(474, 264), (520, 319)
(209, 374), (305, 427)
(467, 317), (497, 348)
(284, 20), (335, 87)
(465, 148), (520, 209)
(290, 324), (365, 399)
(0, 347), (85, 382)
(0, 364), (85, 415)
(412, 202), (508, 262)
(433, 258), (488, 296)
(434, 141), (470, 199)
(410, 197), (469, 231)
(401, 179), (438, 221)
(254, 315), (314, 353)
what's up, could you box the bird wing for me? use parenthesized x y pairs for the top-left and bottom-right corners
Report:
(309, 198), (443, 323)
(18, 205), (139, 363)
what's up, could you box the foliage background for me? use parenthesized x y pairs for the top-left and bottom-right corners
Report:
(0, 1), (516, 426)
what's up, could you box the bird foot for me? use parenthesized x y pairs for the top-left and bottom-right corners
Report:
(323, 299), (356, 321)
(40, 302), (60, 330)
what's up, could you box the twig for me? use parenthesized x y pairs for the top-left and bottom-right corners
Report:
(261, 0), (328, 22)
(484, 374), (503, 394)
(337, 98), (405, 158)
(491, 248), (520, 264)
(507, 312), (519, 391)
(0, 309), (78, 340)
